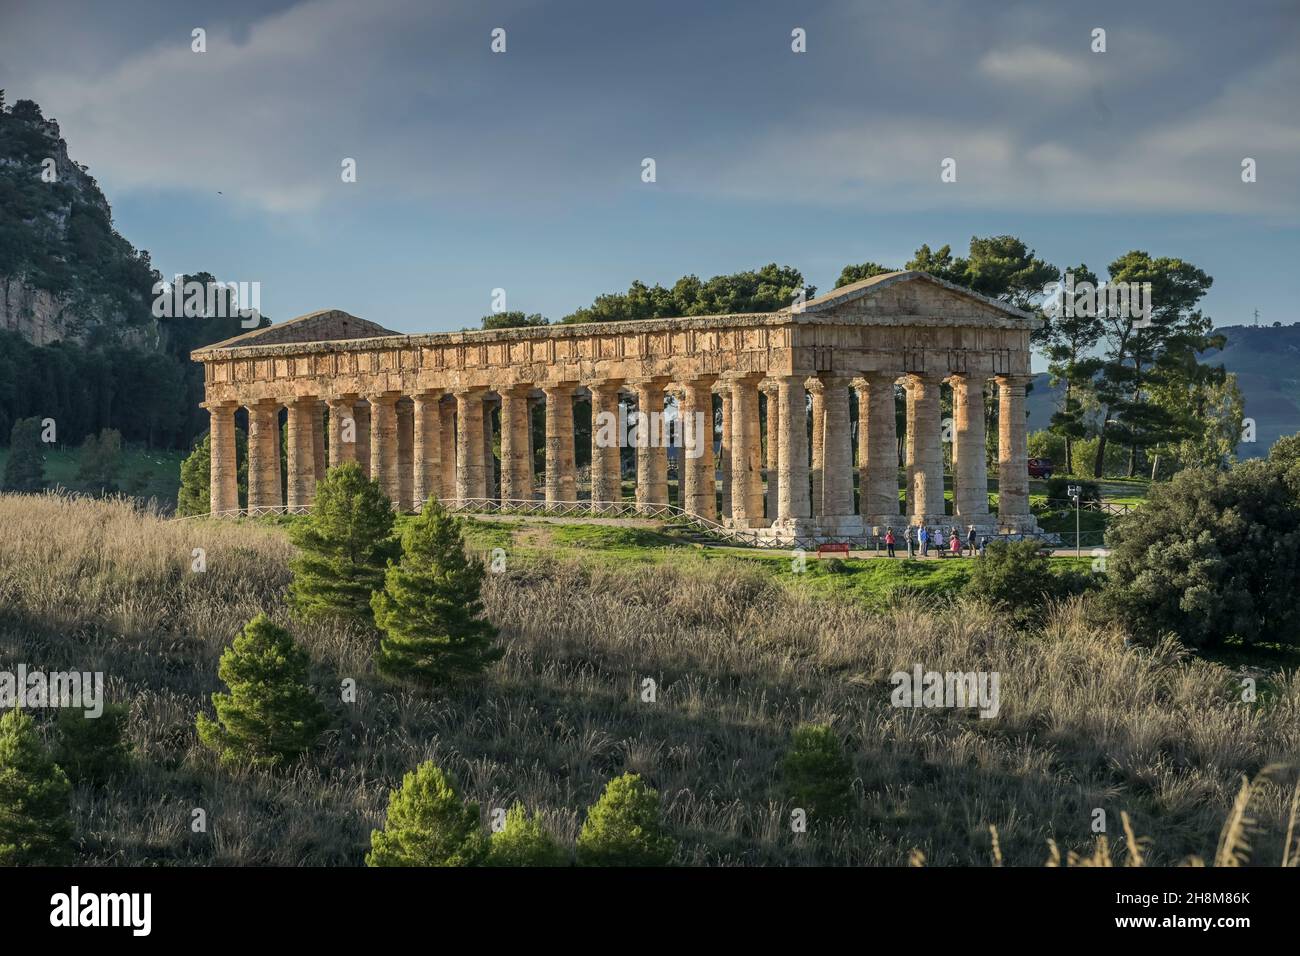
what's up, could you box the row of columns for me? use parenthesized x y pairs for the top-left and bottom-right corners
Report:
(205, 372), (1033, 529)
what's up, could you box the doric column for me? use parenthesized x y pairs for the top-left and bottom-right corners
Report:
(763, 382), (780, 520)
(543, 384), (577, 504)
(527, 396), (539, 481)
(775, 376), (811, 522)
(286, 398), (317, 511)
(482, 399), (497, 501)
(246, 400), (282, 513)
(369, 393), (400, 506)
(860, 372), (900, 520)
(818, 376), (853, 517)
(312, 402), (326, 489)
(499, 386), (533, 503)
(439, 399), (457, 500)
(808, 378), (825, 516)
(855, 380), (869, 514)
(997, 374), (1033, 521)
(206, 402), (239, 515)
(904, 382), (916, 514)
(327, 398), (356, 469)
(905, 373), (945, 518)
(354, 402), (371, 479)
(413, 391), (442, 509)
(681, 377), (717, 520)
(718, 388), (732, 518)
(588, 381), (623, 509)
(397, 399), (414, 512)
(455, 390), (486, 503)
(634, 380), (668, 509)
(729, 375), (764, 527)
(952, 375), (990, 518)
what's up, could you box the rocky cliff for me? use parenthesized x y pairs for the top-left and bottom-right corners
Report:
(0, 96), (160, 347)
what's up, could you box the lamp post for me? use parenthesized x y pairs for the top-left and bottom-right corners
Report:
(1068, 484), (1081, 558)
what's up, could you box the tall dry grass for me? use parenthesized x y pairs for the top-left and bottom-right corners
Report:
(0, 491), (1297, 865)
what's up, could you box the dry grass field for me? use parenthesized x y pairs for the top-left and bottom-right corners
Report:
(1, 492), (1297, 866)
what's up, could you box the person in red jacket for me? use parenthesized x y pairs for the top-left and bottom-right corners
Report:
(884, 528), (896, 558)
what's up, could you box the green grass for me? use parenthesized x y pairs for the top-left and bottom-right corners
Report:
(0, 445), (186, 506)
(430, 515), (1099, 609)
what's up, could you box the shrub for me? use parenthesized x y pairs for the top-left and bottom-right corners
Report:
(2, 417), (45, 493)
(372, 500), (502, 684)
(486, 803), (568, 867)
(965, 540), (1081, 626)
(1100, 459), (1300, 648)
(782, 723), (855, 821)
(366, 762), (488, 867)
(288, 461), (398, 625)
(576, 773), (675, 867)
(0, 708), (72, 865)
(76, 427), (122, 492)
(1044, 476), (1099, 504)
(196, 614), (332, 768)
(54, 703), (131, 786)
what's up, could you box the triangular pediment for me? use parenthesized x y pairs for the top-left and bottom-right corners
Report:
(800, 270), (1039, 328)
(203, 309), (398, 351)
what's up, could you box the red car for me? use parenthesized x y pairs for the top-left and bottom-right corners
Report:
(1027, 458), (1054, 479)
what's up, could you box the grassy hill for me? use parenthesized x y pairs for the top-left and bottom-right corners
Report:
(3, 492), (1296, 866)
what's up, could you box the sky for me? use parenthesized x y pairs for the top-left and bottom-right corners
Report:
(1, 0), (1298, 340)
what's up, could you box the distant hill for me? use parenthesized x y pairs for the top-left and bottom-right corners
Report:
(1027, 324), (1300, 458)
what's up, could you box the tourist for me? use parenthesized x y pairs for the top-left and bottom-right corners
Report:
(918, 524), (929, 557)
(885, 527), (896, 558)
(967, 524), (977, 551)
(949, 530), (961, 556)
(905, 525), (915, 559)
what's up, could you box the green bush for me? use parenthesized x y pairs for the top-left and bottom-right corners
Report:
(0, 708), (72, 865)
(367, 762), (488, 867)
(1100, 459), (1300, 648)
(196, 614), (332, 768)
(3, 417), (45, 493)
(576, 773), (675, 867)
(54, 703), (131, 786)
(782, 723), (855, 821)
(486, 803), (568, 866)
(288, 461), (398, 625)
(372, 500), (502, 684)
(1044, 476), (1100, 503)
(965, 540), (1085, 625)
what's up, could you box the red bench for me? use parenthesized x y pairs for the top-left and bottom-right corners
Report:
(816, 542), (851, 558)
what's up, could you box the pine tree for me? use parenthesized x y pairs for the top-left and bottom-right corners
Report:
(371, 500), (502, 684)
(486, 803), (568, 867)
(366, 762), (488, 867)
(3, 417), (46, 493)
(0, 708), (73, 865)
(576, 773), (675, 867)
(196, 614), (331, 768)
(288, 461), (398, 625)
(782, 724), (855, 821)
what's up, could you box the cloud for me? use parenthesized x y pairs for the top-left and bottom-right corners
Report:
(22, 0), (532, 212)
(977, 47), (1092, 89)
(680, 47), (1299, 217)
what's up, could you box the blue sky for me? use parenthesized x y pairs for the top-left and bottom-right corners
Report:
(2, 0), (1297, 339)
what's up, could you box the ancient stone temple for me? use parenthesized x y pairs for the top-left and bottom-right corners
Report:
(192, 270), (1042, 544)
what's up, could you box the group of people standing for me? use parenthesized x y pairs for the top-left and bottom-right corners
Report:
(881, 524), (986, 559)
